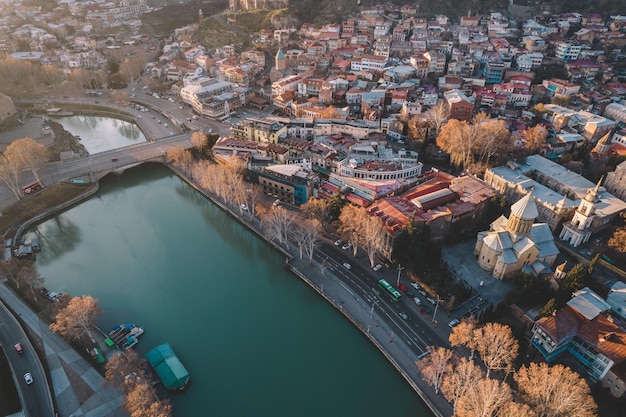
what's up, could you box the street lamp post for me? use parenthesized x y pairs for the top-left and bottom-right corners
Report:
(396, 264), (404, 287)
(432, 298), (440, 323)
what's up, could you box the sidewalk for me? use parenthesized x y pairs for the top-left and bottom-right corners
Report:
(0, 284), (127, 417)
(287, 252), (453, 417)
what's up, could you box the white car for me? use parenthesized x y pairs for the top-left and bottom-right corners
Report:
(413, 297), (421, 306)
(334, 239), (342, 246)
(341, 242), (352, 250)
(240, 204), (248, 211)
(372, 264), (382, 272)
(398, 312), (408, 320)
(410, 282), (421, 290)
(343, 263), (352, 270)
(24, 372), (33, 385)
(448, 319), (460, 328)
(272, 199), (280, 206)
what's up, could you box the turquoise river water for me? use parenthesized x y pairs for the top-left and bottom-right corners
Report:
(32, 163), (433, 417)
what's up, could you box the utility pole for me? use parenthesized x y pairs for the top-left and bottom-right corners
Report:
(396, 264), (404, 287)
(432, 298), (440, 323)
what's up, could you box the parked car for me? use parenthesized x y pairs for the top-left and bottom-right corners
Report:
(334, 239), (342, 246)
(413, 297), (421, 306)
(448, 319), (460, 328)
(372, 264), (383, 272)
(418, 289), (427, 296)
(343, 263), (352, 270)
(398, 283), (408, 292)
(14, 343), (24, 354)
(427, 297), (437, 305)
(24, 373), (33, 385)
(240, 204), (248, 211)
(406, 290), (415, 297)
(273, 199), (280, 206)
(341, 242), (352, 250)
(398, 312), (408, 320)
(410, 282), (421, 290)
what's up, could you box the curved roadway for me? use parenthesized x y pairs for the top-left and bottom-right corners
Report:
(0, 301), (54, 417)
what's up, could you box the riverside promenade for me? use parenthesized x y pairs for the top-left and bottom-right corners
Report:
(172, 165), (453, 417)
(0, 283), (127, 417)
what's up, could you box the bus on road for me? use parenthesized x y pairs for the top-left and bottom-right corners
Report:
(378, 279), (401, 302)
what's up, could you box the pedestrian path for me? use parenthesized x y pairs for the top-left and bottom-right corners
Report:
(0, 284), (127, 417)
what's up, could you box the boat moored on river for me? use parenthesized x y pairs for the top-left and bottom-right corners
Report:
(108, 323), (144, 349)
(146, 343), (190, 390)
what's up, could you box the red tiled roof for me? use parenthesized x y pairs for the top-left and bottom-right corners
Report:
(535, 306), (585, 344)
(578, 315), (626, 363)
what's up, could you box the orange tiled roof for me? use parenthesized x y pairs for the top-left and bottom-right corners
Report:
(578, 314), (626, 363)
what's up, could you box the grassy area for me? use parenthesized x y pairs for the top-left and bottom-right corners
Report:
(224, 9), (295, 32)
(0, 182), (95, 236)
(194, 17), (252, 52)
(140, 1), (227, 37)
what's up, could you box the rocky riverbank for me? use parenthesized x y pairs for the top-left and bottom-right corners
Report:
(47, 120), (88, 161)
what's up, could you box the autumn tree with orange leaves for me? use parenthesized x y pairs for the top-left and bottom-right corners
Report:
(514, 362), (597, 417)
(49, 295), (100, 342)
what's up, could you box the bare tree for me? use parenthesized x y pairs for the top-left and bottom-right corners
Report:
(144, 400), (173, 417)
(474, 115), (511, 169)
(424, 101), (449, 138)
(441, 356), (484, 412)
(525, 124), (548, 151)
(302, 219), (322, 265)
(361, 214), (387, 267)
(498, 401), (534, 417)
(264, 206), (295, 249)
(0, 258), (23, 288)
(301, 197), (330, 226)
(437, 118), (474, 170)
(338, 205), (363, 256)
(245, 185), (264, 219)
(166, 148), (192, 170)
(455, 377), (513, 417)
(449, 319), (477, 359)
(49, 295), (100, 342)
(109, 91), (131, 107)
(291, 221), (309, 260)
(4, 138), (49, 186)
(0, 153), (26, 199)
(514, 362), (597, 417)
(416, 346), (453, 395)
(123, 382), (155, 416)
(16, 266), (44, 301)
(437, 113), (512, 174)
(105, 350), (148, 391)
(190, 131), (207, 154)
(473, 322), (518, 377)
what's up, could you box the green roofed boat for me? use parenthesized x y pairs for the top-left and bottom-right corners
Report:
(146, 343), (190, 390)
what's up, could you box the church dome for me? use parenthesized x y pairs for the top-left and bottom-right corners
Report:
(510, 192), (538, 220)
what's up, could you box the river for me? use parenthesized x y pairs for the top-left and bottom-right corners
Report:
(52, 115), (146, 153)
(32, 164), (433, 417)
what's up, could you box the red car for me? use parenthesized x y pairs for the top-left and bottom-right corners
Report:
(398, 283), (408, 292)
(14, 343), (24, 354)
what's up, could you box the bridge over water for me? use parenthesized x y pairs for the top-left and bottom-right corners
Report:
(45, 132), (194, 183)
